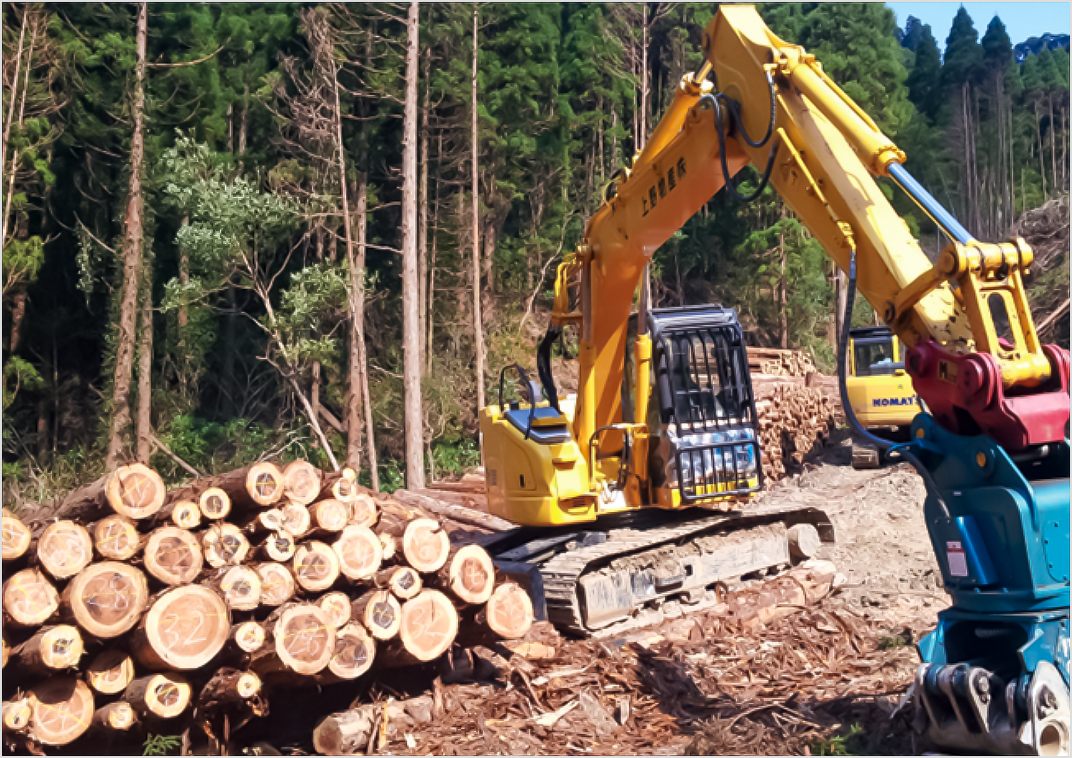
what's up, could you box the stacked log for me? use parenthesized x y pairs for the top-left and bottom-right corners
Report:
(1, 461), (534, 752)
(753, 379), (839, 482)
(746, 346), (816, 377)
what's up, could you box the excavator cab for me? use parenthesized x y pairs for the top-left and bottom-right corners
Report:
(641, 306), (763, 507)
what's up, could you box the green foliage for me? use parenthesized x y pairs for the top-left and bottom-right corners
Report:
(811, 723), (866, 756)
(142, 733), (181, 757)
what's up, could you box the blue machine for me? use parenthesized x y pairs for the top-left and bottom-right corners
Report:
(905, 414), (1070, 755)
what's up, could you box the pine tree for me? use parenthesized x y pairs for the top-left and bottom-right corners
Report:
(905, 22), (943, 122)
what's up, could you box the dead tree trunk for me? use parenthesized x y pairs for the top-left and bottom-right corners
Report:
(402, 1), (425, 491)
(348, 175), (379, 490)
(471, 2), (486, 411)
(418, 50), (431, 376)
(106, 1), (149, 470)
(135, 268), (153, 464)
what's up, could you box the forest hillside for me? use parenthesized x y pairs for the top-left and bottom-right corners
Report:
(3, 2), (1069, 498)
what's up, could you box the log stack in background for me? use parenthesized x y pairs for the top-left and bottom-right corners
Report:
(1, 462), (534, 753)
(747, 347), (843, 483)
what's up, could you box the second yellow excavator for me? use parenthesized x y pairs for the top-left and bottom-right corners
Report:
(478, 7), (1069, 754)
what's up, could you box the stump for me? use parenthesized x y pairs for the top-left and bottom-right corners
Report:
(205, 565), (262, 612)
(199, 488), (231, 521)
(313, 705), (377, 755)
(254, 562), (295, 607)
(91, 515), (142, 561)
(124, 673), (192, 720)
(36, 521), (93, 580)
(170, 501), (202, 529)
(327, 623), (375, 680)
(283, 460), (322, 506)
(132, 585), (230, 670)
(84, 650), (136, 695)
(291, 541), (341, 593)
(352, 590), (402, 641)
(2, 509), (32, 562)
(3, 568), (60, 628)
(317, 591), (352, 628)
(254, 603), (336, 676)
(434, 545), (494, 605)
(202, 523), (250, 568)
(144, 527), (203, 585)
(379, 589), (458, 665)
(256, 530), (296, 563)
(28, 677), (94, 746)
(310, 499), (349, 534)
(372, 566), (423, 600)
(9, 625), (84, 674)
(332, 525), (382, 581)
(61, 562), (148, 638)
(92, 701), (137, 732)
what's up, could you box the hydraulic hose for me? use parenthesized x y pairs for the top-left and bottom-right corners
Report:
(701, 68), (780, 203)
(837, 244), (952, 520)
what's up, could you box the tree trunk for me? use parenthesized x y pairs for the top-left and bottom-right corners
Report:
(402, 2), (425, 491)
(105, 2), (148, 470)
(418, 51), (431, 377)
(1035, 100), (1047, 200)
(177, 218), (190, 396)
(640, 3), (649, 150)
(2, 7), (28, 174)
(779, 210), (788, 349)
(348, 175), (378, 490)
(1049, 92), (1058, 196)
(471, 3), (486, 411)
(426, 131), (442, 371)
(135, 270), (152, 464)
(8, 291), (26, 352)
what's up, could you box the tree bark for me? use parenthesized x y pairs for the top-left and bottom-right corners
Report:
(135, 268), (152, 464)
(427, 131), (442, 371)
(779, 209), (788, 349)
(402, 2), (425, 491)
(471, 3), (486, 412)
(106, 2), (148, 470)
(418, 50), (431, 377)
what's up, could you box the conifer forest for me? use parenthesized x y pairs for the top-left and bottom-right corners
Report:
(3, 2), (1070, 497)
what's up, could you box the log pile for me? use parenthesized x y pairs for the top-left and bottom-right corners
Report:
(1, 462), (534, 752)
(753, 380), (840, 482)
(746, 346), (816, 377)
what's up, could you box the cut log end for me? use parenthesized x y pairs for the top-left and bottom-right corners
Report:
(246, 462), (285, 506)
(292, 541), (341, 593)
(353, 590), (402, 641)
(106, 463), (166, 520)
(12, 624), (85, 672)
(329, 467), (360, 503)
(85, 650), (136, 695)
(29, 678), (94, 746)
(2, 509), (32, 562)
(37, 520), (93, 580)
(328, 623), (375, 680)
(281, 503), (312, 538)
(348, 493), (379, 528)
(259, 530), (297, 563)
(313, 707), (376, 755)
(170, 500), (202, 530)
(481, 582), (535, 640)
(255, 562), (295, 607)
(93, 701), (137, 732)
(332, 525), (383, 581)
(199, 488), (232, 521)
(441, 545), (494, 605)
(145, 527), (203, 585)
(62, 562), (148, 639)
(375, 565), (423, 600)
(403, 518), (451, 573)
(283, 460), (322, 505)
(209, 565), (262, 611)
(202, 523), (250, 568)
(124, 673), (191, 720)
(393, 589), (459, 663)
(92, 515), (141, 561)
(311, 499), (349, 533)
(134, 585), (230, 670)
(230, 621), (267, 654)
(269, 604), (336, 675)
(3, 568), (59, 627)
(3, 698), (33, 734)
(317, 591), (352, 628)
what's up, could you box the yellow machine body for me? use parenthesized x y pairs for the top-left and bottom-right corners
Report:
(845, 327), (920, 430)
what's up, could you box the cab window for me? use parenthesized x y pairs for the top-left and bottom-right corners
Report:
(853, 338), (899, 376)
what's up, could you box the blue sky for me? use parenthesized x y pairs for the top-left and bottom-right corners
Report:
(888, 2), (1070, 47)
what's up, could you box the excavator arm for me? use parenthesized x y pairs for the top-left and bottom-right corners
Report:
(558, 4), (1068, 460)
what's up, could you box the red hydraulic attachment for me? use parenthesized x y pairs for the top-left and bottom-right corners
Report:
(908, 341), (1071, 451)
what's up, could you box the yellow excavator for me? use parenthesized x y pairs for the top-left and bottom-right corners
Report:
(479, 6), (1070, 754)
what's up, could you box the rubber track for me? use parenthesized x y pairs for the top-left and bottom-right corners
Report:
(540, 503), (831, 637)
